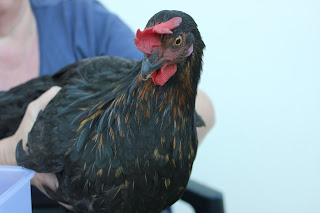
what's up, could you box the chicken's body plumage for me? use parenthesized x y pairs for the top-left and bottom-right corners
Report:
(0, 10), (205, 213)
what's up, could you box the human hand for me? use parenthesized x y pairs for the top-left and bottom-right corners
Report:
(15, 86), (62, 151)
(0, 86), (61, 195)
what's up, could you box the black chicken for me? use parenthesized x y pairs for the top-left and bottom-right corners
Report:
(0, 10), (205, 213)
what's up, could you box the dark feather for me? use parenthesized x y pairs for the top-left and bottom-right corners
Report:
(195, 111), (206, 127)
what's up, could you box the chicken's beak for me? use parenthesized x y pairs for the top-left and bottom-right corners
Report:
(140, 53), (167, 80)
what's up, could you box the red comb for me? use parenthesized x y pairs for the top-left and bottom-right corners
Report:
(153, 17), (182, 34)
(134, 17), (182, 54)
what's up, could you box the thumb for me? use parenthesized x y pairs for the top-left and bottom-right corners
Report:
(17, 86), (61, 149)
(25, 86), (62, 124)
(36, 86), (62, 110)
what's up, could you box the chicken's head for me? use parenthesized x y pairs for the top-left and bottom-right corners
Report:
(134, 10), (198, 86)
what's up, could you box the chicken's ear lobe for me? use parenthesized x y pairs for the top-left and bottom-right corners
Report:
(186, 44), (193, 57)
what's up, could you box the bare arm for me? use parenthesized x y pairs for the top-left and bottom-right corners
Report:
(196, 90), (215, 144)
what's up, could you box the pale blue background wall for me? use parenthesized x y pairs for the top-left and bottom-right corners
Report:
(99, 0), (320, 212)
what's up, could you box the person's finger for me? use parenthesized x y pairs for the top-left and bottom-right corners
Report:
(32, 86), (62, 111)
(24, 86), (62, 126)
(31, 172), (74, 211)
(58, 202), (74, 211)
(31, 173), (59, 196)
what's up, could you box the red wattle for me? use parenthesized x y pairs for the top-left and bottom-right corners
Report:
(151, 63), (177, 86)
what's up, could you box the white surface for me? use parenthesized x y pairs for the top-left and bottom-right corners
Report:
(99, 1), (320, 213)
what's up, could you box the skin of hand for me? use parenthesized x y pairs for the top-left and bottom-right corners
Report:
(0, 86), (61, 196)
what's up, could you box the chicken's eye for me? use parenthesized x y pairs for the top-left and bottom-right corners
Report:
(174, 36), (182, 46)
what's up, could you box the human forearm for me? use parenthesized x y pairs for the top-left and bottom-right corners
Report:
(196, 90), (215, 144)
